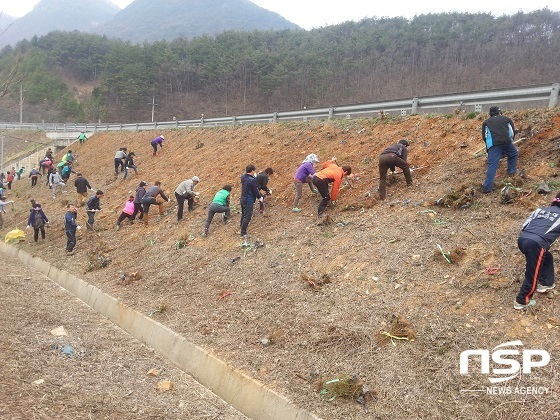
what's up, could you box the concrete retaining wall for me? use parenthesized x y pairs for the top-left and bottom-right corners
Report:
(0, 242), (321, 420)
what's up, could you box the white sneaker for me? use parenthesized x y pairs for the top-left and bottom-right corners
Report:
(536, 283), (556, 293)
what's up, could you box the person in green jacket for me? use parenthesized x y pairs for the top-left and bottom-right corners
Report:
(203, 185), (232, 237)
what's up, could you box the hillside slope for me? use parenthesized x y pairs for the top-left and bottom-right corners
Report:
(3, 109), (560, 418)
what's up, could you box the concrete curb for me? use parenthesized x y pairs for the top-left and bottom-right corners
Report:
(1, 242), (321, 420)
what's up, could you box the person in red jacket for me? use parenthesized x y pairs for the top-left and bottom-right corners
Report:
(312, 158), (351, 218)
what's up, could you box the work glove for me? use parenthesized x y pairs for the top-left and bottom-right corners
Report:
(267, 188), (273, 195)
(258, 197), (264, 203)
(26, 225), (30, 229)
(77, 226), (82, 230)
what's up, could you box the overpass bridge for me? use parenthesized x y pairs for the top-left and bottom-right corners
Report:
(2, 132), (93, 175)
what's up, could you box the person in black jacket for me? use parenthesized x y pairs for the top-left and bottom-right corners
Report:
(481, 106), (518, 193)
(255, 167), (273, 214)
(515, 192), (560, 310)
(86, 190), (104, 230)
(131, 181), (147, 223)
(122, 152), (138, 180)
(74, 173), (92, 207)
(378, 140), (412, 200)
(240, 164), (263, 238)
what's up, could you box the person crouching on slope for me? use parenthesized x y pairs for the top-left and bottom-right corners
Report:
(141, 181), (169, 226)
(515, 192), (560, 310)
(116, 196), (135, 230)
(312, 158), (351, 220)
(203, 185), (232, 237)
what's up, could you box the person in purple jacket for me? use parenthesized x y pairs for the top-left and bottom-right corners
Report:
(292, 153), (319, 212)
(151, 135), (164, 157)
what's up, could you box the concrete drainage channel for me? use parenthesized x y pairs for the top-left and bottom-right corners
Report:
(1, 243), (321, 420)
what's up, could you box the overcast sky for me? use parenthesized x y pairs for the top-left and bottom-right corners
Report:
(0, 0), (557, 30)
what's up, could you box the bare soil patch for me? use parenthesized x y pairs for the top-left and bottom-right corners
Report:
(2, 109), (560, 418)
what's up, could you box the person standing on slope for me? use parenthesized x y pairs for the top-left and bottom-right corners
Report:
(481, 106), (518, 193)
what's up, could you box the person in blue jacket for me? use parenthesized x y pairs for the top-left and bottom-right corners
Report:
(515, 192), (560, 310)
(65, 204), (80, 254)
(239, 164), (263, 238)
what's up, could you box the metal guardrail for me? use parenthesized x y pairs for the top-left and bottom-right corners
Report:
(0, 82), (558, 132)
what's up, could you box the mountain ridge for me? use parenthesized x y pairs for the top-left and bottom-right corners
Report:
(0, 0), (299, 48)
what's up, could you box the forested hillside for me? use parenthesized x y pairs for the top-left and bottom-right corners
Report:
(0, 9), (558, 123)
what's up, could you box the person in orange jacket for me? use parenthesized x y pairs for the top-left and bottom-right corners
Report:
(312, 158), (351, 218)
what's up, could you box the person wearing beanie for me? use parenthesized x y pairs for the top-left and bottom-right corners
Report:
(481, 106), (518, 193)
(174, 176), (200, 221)
(377, 139), (413, 200)
(515, 192), (560, 309)
(151, 135), (164, 157)
(292, 154), (320, 212)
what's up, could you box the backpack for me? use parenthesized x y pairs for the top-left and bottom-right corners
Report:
(32, 212), (45, 228)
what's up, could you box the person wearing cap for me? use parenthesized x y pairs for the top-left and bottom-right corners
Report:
(74, 173), (93, 207)
(85, 190), (104, 230)
(514, 192), (560, 310)
(174, 176), (200, 221)
(481, 106), (518, 193)
(151, 135), (164, 157)
(28, 168), (42, 187)
(292, 154), (320, 212)
(27, 204), (49, 242)
(131, 181), (147, 223)
(377, 140), (413, 200)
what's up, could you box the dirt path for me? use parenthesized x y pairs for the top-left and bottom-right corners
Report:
(0, 252), (247, 420)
